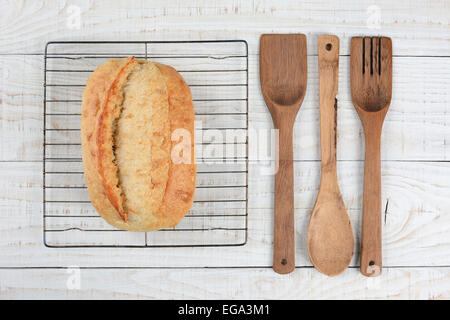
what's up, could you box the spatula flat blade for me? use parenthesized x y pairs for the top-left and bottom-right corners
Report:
(260, 34), (307, 108)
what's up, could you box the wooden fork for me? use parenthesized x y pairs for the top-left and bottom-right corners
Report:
(350, 36), (392, 277)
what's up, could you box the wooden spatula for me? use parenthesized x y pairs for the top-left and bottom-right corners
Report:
(350, 36), (392, 277)
(307, 35), (354, 276)
(260, 34), (307, 274)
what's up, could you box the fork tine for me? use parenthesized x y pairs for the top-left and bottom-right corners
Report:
(350, 37), (363, 74)
(380, 37), (392, 78)
(372, 37), (380, 76)
(363, 37), (371, 75)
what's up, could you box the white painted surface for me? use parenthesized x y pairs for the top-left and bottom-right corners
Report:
(1, 267), (449, 299)
(0, 0), (449, 299)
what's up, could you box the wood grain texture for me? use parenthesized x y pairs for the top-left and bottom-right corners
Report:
(307, 35), (354, 277)
(260, 34), (307, 274)
(2, 55), (450, 162)
(1, 161), (450, 268)
(0, 0), (449, 299)
(0, 267), (449, 299)
(0, 0), (448, 56)
(351, 36), (392, 277)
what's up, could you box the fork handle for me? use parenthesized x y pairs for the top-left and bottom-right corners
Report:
(273, 120), (295, 274)
(361, 123), (383, 277)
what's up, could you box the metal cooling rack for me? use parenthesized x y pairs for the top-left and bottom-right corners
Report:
(43, 40), (248, 248)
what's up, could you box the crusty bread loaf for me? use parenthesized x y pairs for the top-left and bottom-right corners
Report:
(81, 57), (196, 231)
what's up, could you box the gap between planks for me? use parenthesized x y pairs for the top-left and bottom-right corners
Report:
(2, 54), (450, 58)
(1, 265), (450, 270)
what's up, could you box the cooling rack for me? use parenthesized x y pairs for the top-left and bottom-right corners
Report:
(43, 40), (248, 248)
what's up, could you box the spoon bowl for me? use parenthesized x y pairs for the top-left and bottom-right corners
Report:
(308, 187), (354, 276)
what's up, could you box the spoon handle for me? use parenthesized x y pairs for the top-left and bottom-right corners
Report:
(361, 123), (383, 277)
(318, 35), (339, 179)
(273, 120), (295, 274)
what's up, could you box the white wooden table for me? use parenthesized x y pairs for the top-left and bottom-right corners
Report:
(0, 0), (449, 299)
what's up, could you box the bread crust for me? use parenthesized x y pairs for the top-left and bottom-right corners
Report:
(155, 63), (196, 228)
(95, 57), (136, 221)
(81, 58), (196, 231)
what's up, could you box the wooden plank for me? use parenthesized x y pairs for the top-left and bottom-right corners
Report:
(44, 160), (247, 173)
(1, 161), (450, 267)
(45, 186), (247, 203)
(44, 142), (247, 160)
(45, 216), (246, 232)
(46, 70), (248, 86)
(45, 216), (246, 247)
(0, 56), (43, 161)
(249, 160), (450, 211)
(248, 55), (450, 161)
(45, 114), (247, 130)
(145, 229), (246, 246)
(45, 85), (247, 103)
(1, 0), (448, 56)
(0, 267), (448, 299)
(45, 41), (247, 56)
(146, 41), (248, 56)
(45, 99), (247, 115)
(46, 56), (247, 71)
(44, 201), (247, 217)
(44, 230), (146, 247)
(45, 215), (245, 231)
(45, 171), (246, 188)
(46, 42), (146, 55)
(2, 54), (449, 161)
(44, 123), (248, 145)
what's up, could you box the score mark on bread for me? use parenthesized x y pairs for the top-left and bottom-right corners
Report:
(81, 57), (196, 231)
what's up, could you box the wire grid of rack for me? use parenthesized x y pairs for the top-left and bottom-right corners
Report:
(43, 41), (248, 248)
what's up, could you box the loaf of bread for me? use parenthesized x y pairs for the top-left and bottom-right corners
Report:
(81, 57), (196, 231)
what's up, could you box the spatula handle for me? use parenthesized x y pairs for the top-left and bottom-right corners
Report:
(361, 124), (383, 277)
(273, 121), (295, 274)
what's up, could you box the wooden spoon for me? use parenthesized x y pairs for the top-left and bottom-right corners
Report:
(350, 36), (392, 277)
(307, 35), (354, 276)
(260, 34), (307, 274)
